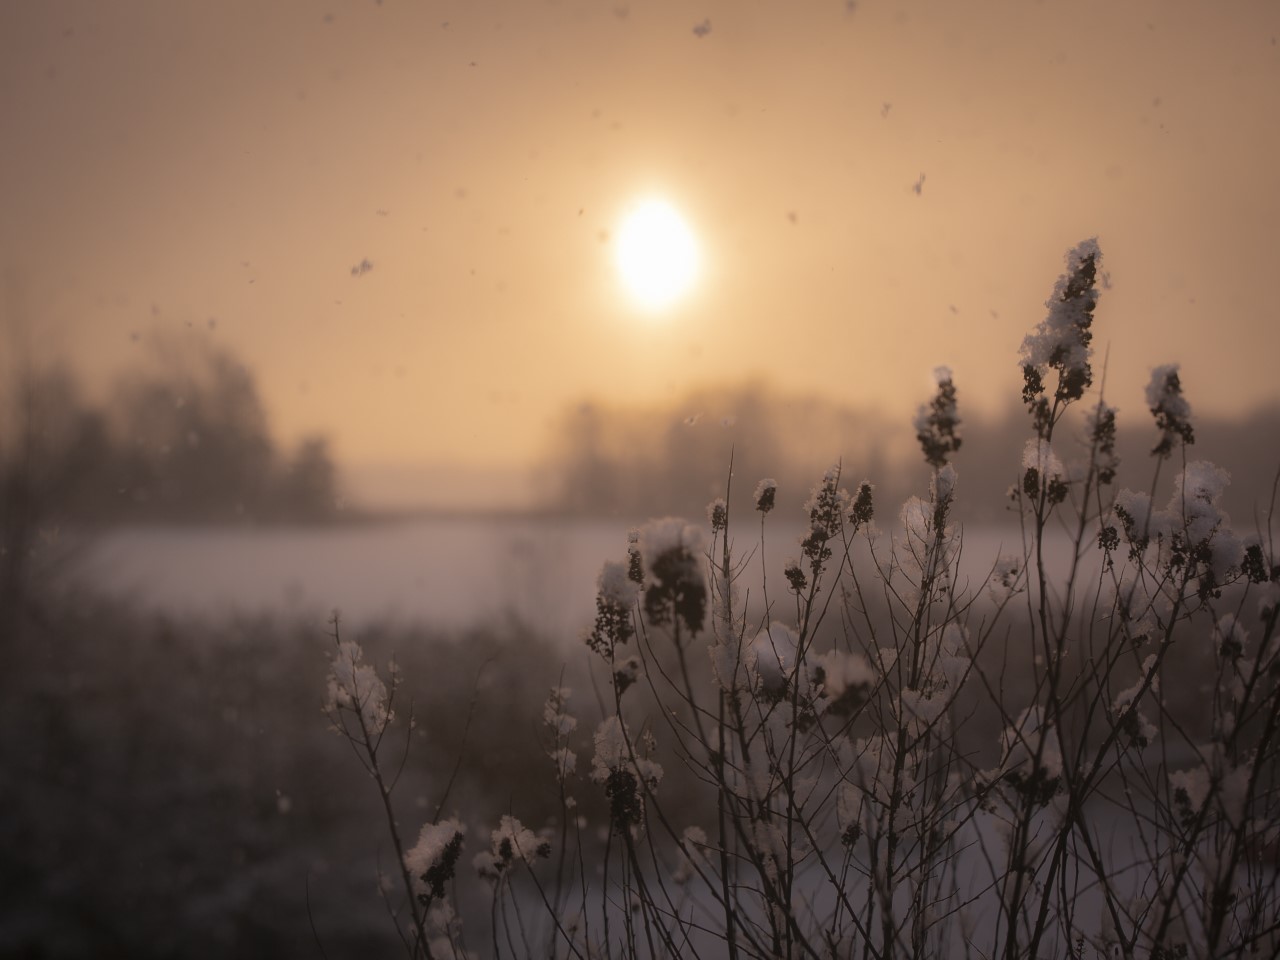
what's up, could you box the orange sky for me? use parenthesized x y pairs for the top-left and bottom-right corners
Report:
(3, 0), (1279, 504)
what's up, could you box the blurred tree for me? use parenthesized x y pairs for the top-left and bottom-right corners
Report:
(274, 435), (339, 521)
(544, 385), (895, 519)
(1, 331), (342, 540)
(554, 402), (626, 514)
(113, 342), (276, 521)
(0, 364), (117, 627)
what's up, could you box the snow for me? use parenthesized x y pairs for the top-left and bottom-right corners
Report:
(1019, 237), (1101, 383)
(596, 559), (639, 609)
(590, 716), (630, 782)
(403, 818), (466, 896)
(1146, 363), (1189, 417)
(640, 517), (704, 567)
(812, 648), (874, 700)
(1022, 438), (1065, 481)
(931, 463), (957, 503)
(752, 622), (799, 696)
(325, 639), (391, 730)
(753, 478), (778, 513)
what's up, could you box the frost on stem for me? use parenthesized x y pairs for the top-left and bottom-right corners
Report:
(914, 366), (962, 468)
(588, 558), (640, 660)
(1146, 363), (1195, 457)
(639, 518), (707, 636)
(896, 488), (959, 593)
(543, 686), (579, 780)
(1172, 461), (1243, 595)
(404, 818), (467, 902)
(542, 686), (577, 738)
(591, 716), (663, 834)
(1020, 238), (1101, 433)
(325, 638), (392, 732)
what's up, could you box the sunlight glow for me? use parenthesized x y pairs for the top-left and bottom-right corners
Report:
(614, 198), (700, 312)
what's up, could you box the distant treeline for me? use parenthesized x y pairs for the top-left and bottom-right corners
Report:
(544, 382), (1280, 530)
(0, 341), (339, 526)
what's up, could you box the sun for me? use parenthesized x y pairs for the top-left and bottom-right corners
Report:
(614, 197), (701, 312)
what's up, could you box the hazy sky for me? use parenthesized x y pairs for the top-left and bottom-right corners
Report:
(3, 0), (1278, 503)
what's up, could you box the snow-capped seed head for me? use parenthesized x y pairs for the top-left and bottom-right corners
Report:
(706, 497), (727, 533)
(488, 815), (550, 872)
(752, 622), (799, 699)
(1146, 364), (1194, 457)
(931, 464), (957, 504)
(801, 466), (851, 570)
(588, 559), (640, 659)
(989, 555), (1023, 601)
(915, 368), (962, 468)
(626, 528), (644, 584)
(1170, 765), (1210, 815)
(543, 687), (577, 737)
(1172, 460), (1229, 507)
(1022, 439), (1065, 482)
(613, 655), (642, 696)
(549, 746), (577, 780)
(1213, 613), (1248, 660)
(590, 716), (630, 782)
(326, 639), (391, 731)
(783, 558), (807, 593)
(1111, 655), (1159, 748)
(754, 478), (777, 514)
(597, 560), (640, 609)
(1020, 238), (1101, 411)
(590, 716), (662, 833)
(640, 518), (706, 636)
(404, 818), (466, 900)
(849, 480), (874, 527)
(1021, 439), (1069, 504)
(811, 648), (875, 716)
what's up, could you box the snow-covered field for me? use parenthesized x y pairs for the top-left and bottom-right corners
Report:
(77, 517), (1081, 637)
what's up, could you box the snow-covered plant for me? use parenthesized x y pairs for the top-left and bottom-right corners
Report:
(322, 240), (1279, 960)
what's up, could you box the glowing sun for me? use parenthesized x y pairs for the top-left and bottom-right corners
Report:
(614, 197), (700, 312)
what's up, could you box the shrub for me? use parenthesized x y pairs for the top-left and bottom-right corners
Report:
(326, 240), (1279, 959)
